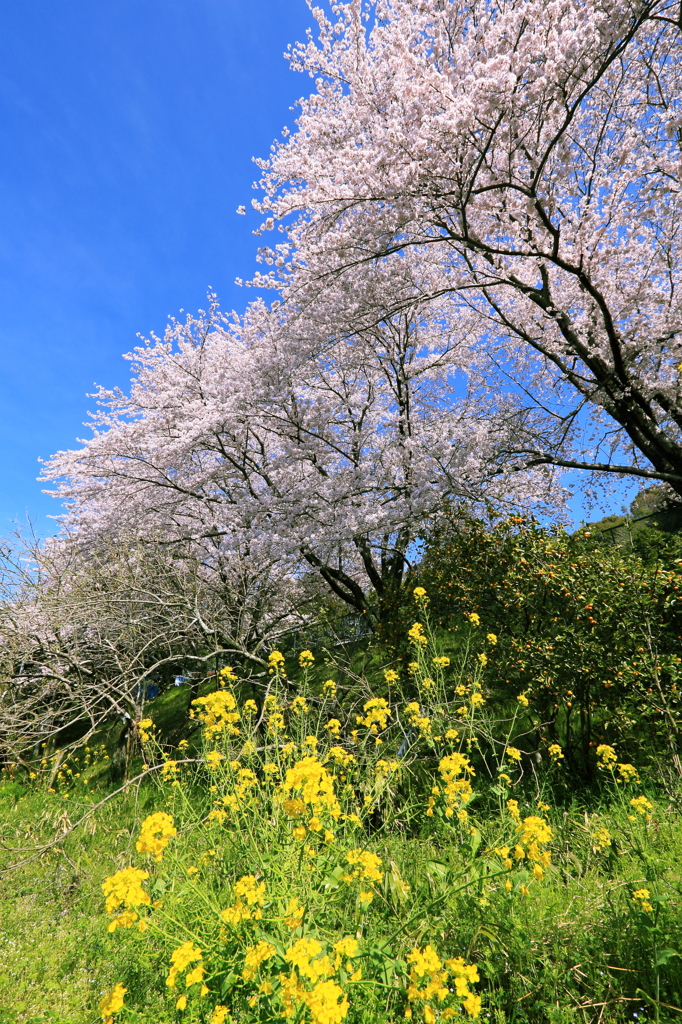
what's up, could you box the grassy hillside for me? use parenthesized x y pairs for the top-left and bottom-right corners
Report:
(2, 601), (682, 1024)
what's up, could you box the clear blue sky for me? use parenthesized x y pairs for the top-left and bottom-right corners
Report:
(0, 0), (316, 535)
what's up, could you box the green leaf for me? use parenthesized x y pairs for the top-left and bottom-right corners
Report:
(220, 971), (239, 998)
(655, 949), (681, 968)
(425, 860), (448, 879)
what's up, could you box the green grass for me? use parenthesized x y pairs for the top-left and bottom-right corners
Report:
(2, 758), (682, 1023)
(2, 647), (682, 1024)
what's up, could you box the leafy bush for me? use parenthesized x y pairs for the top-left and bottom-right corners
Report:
(390, 515), (682, 781)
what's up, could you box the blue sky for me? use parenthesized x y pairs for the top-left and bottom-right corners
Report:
(0, 0), (316, 534)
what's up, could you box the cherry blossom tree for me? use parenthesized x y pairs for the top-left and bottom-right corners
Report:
(254, 0), (682, 495)
(44, 281), (550, 622)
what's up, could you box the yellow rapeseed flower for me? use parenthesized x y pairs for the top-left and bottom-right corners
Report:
(632, 888), (654, 913)
(333, 936), (359, 968)
(596, 744), (617, 767)
(102, 867), (150, 917)
(166, 941), (203, 989)
(617, 763), (639, 783)
(592, 827), (612, 851)
(242, 940), (276, 981)
(408, 622), (428, 646)
(192, 690), (241, 738)
(285, 937), (332, 983)
(210, 1007), (231, 1024)
(344, 848), (383, 882)
(268, 650), (286, 675)
(305, 979), (349, 1024)
(630, 795), (653, 816)
(137, 719), (154, 743)
(100, 983), (126, 1019)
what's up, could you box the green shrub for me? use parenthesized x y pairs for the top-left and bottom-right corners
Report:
(395, 514), (682, 780)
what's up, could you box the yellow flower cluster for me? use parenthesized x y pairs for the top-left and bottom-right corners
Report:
(343, 848), (383, 902)
(283, 896), (306, 928)
(221, 874), (266, 926)
(281, 757), (342, 828)
(205, 750), (225, 769)
(344, 848), (383, 882)
(137, 718), (154, 744)
(100, 982), (126, 1021)
(591, 826), (612, 852)
(268, 712), (286, 734)
(408, 622), (428, 646)
(166, 940), (207, 1002)
(498, 810), (553, 881)
(405, 702), (431, 737)
(630, 795), (653, 817)
(374, 759), (401, 779)
(299, 649), (315, 668)
(268, 650), (286, 675)
(357, 698), (391, 735)
(161, 759), (179, 781)
(326, 746), (356, 768)
(617, 762), (639, 783)
(278, 936), (358, 1023)
(406, 945), (481, 1020)
(437, 753), (475, 822)
(192, 690), (241, 738)
(210, 1006), (231, 1024)
(596, 744), (617, 767)
(135, 811), (177, 862)
(632, 888), (654, 913)
(229, 766), (258, 808)
(243, 940), (277, 980)
(102, 867), (150, 931)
